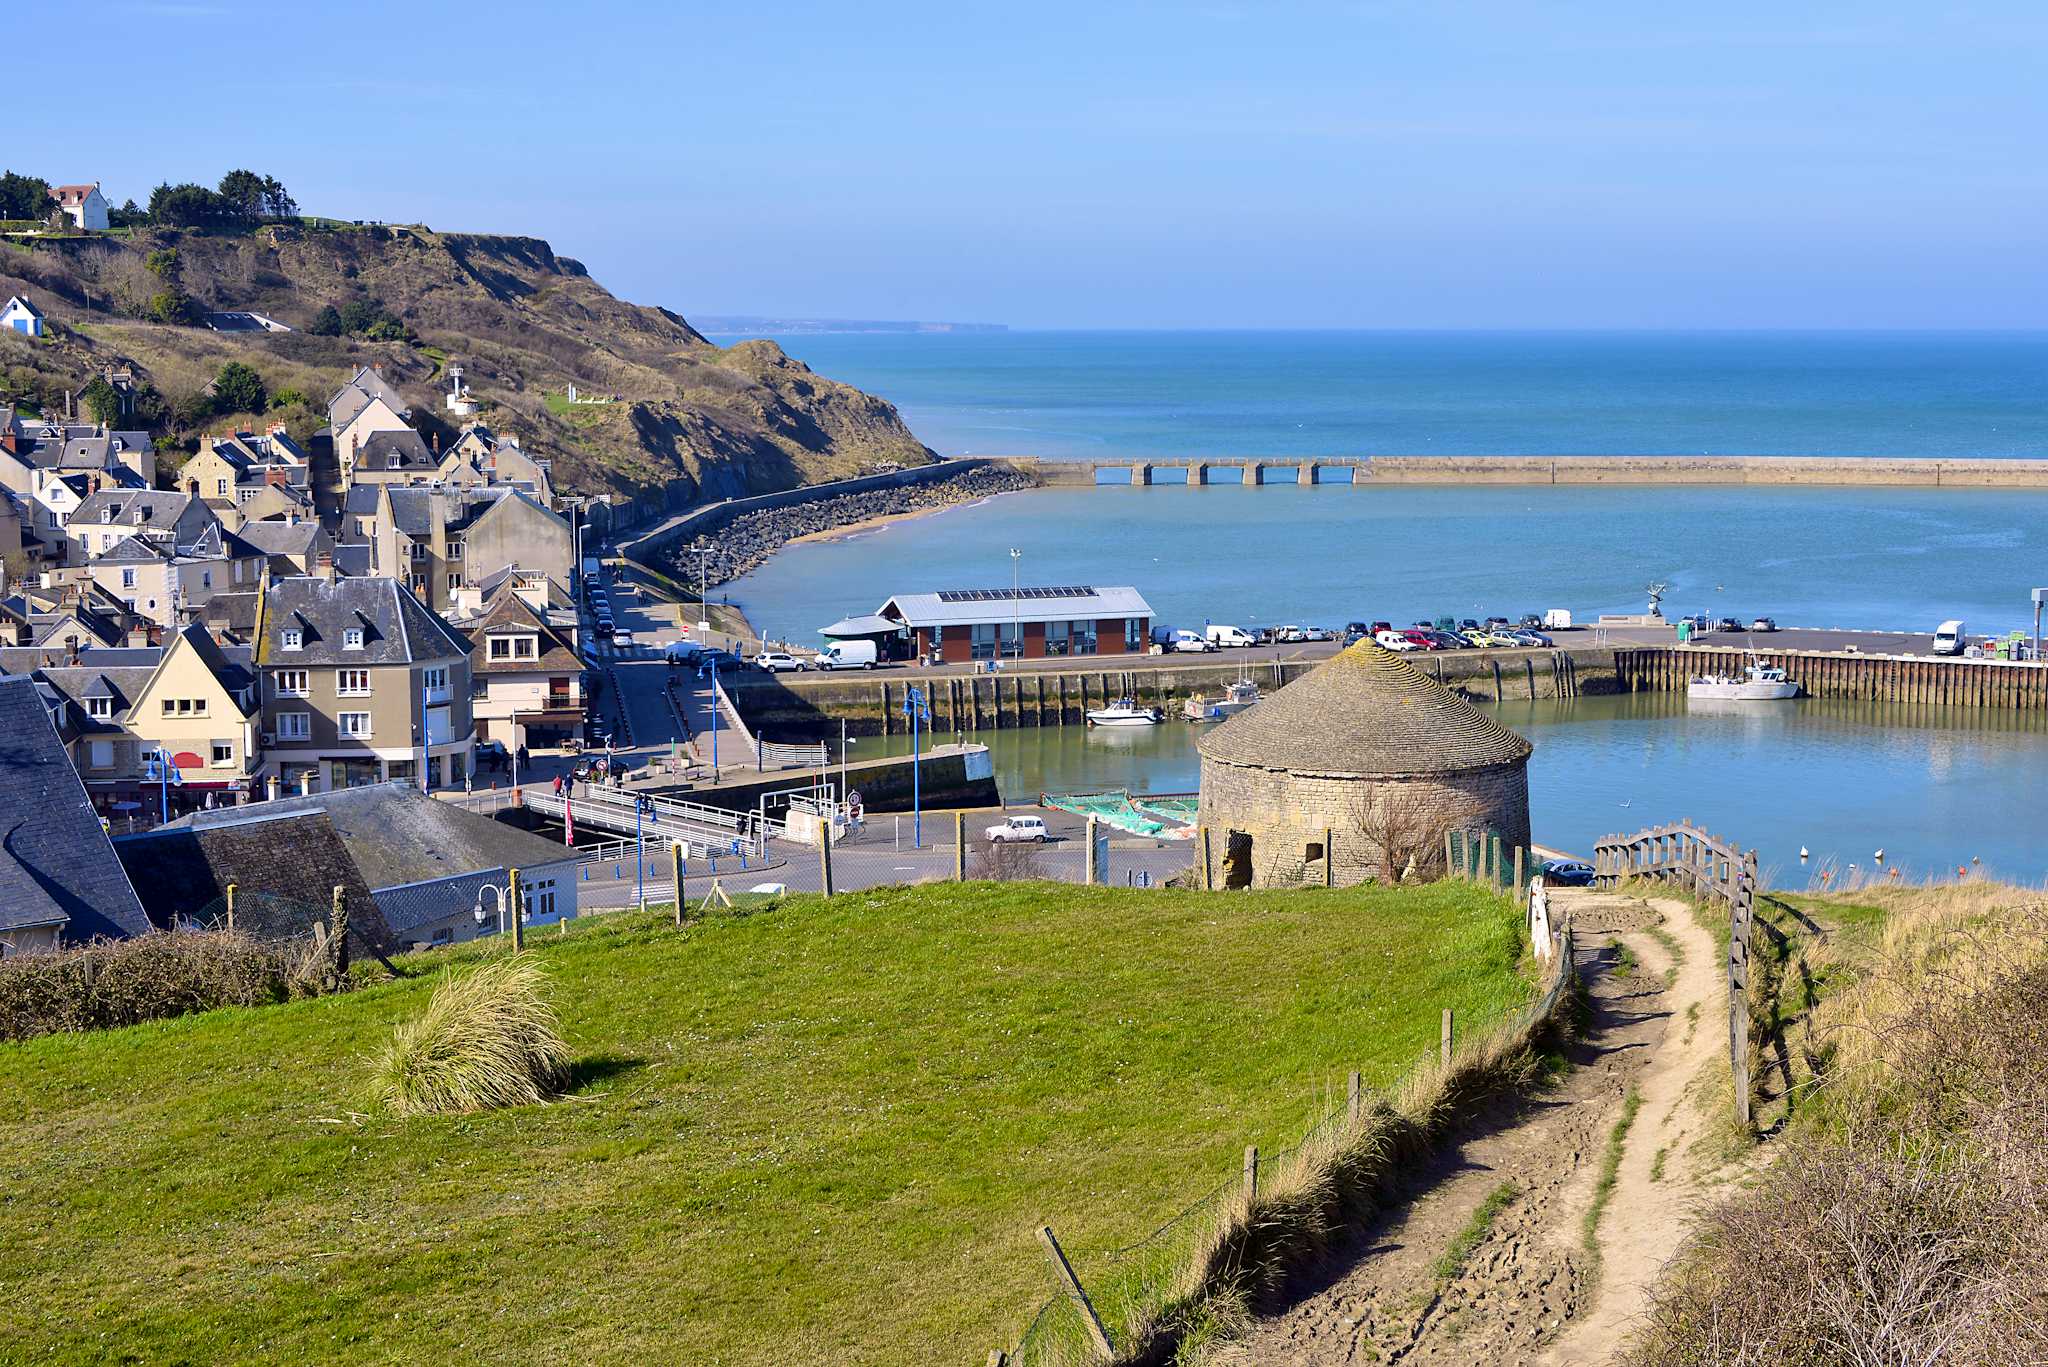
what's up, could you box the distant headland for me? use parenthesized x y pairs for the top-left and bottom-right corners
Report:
(693, 315), (1008, 336)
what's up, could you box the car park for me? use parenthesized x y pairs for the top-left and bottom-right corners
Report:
(985, 815), (1050, 843)
(753, 651), (805, 673)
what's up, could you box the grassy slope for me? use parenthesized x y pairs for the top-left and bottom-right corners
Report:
(0, 882), (1528, 1365)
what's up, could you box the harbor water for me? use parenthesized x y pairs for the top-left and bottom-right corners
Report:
(857, 695), (2048, 886)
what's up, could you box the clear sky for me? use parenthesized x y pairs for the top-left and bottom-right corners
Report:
(12, 1), (2046, 329)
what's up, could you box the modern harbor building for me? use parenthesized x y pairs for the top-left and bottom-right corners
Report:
(821, 585), (1155, 664)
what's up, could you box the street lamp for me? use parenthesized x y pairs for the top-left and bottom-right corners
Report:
(472, 880), (530, 946)
(143, 746), (181, 826)
(902, 685), (931, 848)
(691, 545), (713, 640)
(1009, 547), (1022, 663)
(634, 794), (655, 911)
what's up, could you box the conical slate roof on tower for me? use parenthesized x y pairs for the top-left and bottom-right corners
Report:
(1197, 642), (1534, 776)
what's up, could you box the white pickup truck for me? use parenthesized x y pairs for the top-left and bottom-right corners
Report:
(984, 815), (1050, 843)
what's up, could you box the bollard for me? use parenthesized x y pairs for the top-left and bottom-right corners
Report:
(819, 821), (835, 896)
(955, 811), (966, 881)
(670, 841), (685, 927)
(509, 867), (524, 951)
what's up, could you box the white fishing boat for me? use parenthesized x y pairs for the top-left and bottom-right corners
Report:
(1687, 660), (1799, 701)
(1183, 677), (1262, 722)
(1086, 697), (1164, 727)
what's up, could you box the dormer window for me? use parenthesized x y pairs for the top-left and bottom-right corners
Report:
(281, 628), (302, 650)
(344, 627), (364, 650)
(88, 697), (111, 719)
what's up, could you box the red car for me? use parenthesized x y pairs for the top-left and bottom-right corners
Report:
(1402, 629), (1441, 650)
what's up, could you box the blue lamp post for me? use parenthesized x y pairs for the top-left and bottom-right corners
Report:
(144, 746), (181, 826)
(902, 684), (931, 848)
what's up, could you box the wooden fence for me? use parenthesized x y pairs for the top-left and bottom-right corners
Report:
(1593, 820), (1758, 1130)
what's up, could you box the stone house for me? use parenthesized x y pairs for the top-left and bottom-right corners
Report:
(65, 488), (218, 563)
(371, 485), (572, 614)
(1196, 642), (1533, 889)
(85, 524), (266, 626)
(254, 576), (476, 793)
(466, 584), (585, 747)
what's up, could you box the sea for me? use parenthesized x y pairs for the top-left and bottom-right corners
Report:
(701, 329), (2048, 880)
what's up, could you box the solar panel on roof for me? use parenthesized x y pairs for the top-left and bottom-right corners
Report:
(935, 586), (1099, 603)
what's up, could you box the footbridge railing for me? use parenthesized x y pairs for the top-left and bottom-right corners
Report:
(526, 781), (779, 857)
(1593, 819), (1758, 1130)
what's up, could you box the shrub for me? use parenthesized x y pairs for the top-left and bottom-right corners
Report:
(211, 361), (265, 414)
(0, 932), (295, 1041)
(371, 957), (571, 1116)
(307, 304), (343, 336)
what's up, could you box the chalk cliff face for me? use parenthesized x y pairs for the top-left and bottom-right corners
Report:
(0, 226), (934, 498)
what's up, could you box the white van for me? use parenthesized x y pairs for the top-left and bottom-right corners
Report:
(1205, 624), (1255, 648)
(1170, 629), (1213, 653)
(1932, 620), (1966, 656)
(815, 640), (879, 670)
(1543, 609), (1574, 630)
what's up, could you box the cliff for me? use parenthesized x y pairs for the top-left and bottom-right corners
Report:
(0, 224), (935, 499)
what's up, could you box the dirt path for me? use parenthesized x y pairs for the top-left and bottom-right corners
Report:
(1212, 890), (1720, 1366)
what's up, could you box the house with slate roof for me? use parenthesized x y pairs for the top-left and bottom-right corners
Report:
(467, 583), (586, 747)
(0, 674), (151, 954)
(150, 782), (577, 949)
(254, 576), (476, 792)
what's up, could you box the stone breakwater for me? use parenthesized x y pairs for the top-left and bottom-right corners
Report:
(664, 464), (1037, 587)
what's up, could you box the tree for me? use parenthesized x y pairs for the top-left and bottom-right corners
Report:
(172, 390), (215, 428)
(268, 387), (307, 411)
(0, 170), (50, 222)
(79, 378), (123, 426)
(211, 362), (266, 415)
(337, 298), (383, 334)
(145, 247), (181, 282)
(150, 182), (230, 229)
(109, 198), (149, 228)
(308, 304), (344, 337)
(364, 316), (408, 341)
(217, 169), (266, 221)
(259, 175), (297, 221)
(145, 289), (198, 326)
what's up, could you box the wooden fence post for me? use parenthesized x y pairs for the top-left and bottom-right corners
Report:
(1441, 1008), (1454, 1068)
(954, 811), (967, 881)
(508, 867), (523, 951)
(1512, 846), (1525, 905)
(225, 882), (237, 935)
(1322, 826), (1334, 888)
(670, 842), (685, 927)
(819, 822), (836, 897)
(329, 884), (350, 978)
(1036, 1225), (1114, 1360)
(1200, 825), (1215, 891)
(1243, 1144), (1259, 1200)
(1347, 1069), (1362, 1123)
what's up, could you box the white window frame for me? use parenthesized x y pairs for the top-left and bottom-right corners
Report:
(210, 740), (234, 768)
(336, 669), (371, 697)
(275, 669), (309, 697)
(281, 628), (302, 651)
(120, 568), (135, 589)
(343, 627), (364, 650)
(276, 711), (310, 741)
(87, 697), (111, 718)
(337, 711), (372, 739)
(423, 666), (448, 691)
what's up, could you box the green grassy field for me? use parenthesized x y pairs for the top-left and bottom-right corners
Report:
(0, 881), (1530, 1365)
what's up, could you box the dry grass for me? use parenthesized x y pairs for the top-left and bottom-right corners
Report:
(1626, 888), (2048, 1367)
(0, 931), (301, 1041)
(370, 956), (571, 1116)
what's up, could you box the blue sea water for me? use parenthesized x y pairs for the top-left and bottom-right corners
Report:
(713, 329), (2048, 460)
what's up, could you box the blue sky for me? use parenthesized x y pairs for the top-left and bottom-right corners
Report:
(12, 1), (2046, 328)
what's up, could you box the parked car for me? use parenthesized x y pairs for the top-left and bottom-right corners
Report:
(1170, 629), (1215, 653)
(754, 650), (805, 673)
(1402, 629), (1440, 650)
(1301, 626), (1335, 642)
(1273, 625), (1307, 643)
(985, 815), (1050, 843)
(1542, 609), (1574, 630)
(1932, 619), (1966, 656)
(1469, 630), (1516, 647)
(1539, 859), (1597, 887)
(1370, 621), (1394, 636)
(664, 639), (705, 664)
(611, 630), (636, 649)
(1426, 629), (1469, 649)
(474, 740), (511, 771)
(1518, 613), (1546, 629)
(1713, 617), (1743, 633)
(1342, 622), (1371, 645)
(1374, 629), (1418, 652)
(1484, 616), (1511, 629)
(695, 649), (746, 672)
(593, 619), (614, 640)
(1458, 618), (1482, 632)
(1750, 617), (1777, 633)
(1511, 630), (1554, 647)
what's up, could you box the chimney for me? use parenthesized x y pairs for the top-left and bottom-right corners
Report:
(314, 550), (334, 581)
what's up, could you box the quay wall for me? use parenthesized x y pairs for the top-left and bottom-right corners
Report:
(647, 745), (1001, 814)
(726, 648), (1618, 739)
(996, 455), (2048, 488)
(1617, 646), (2048, 708)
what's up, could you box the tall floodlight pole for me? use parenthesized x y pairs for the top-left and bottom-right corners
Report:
(419, 669), (431, 792)
(903, 685), (930, 848)
(1010, 547), (1022, 662)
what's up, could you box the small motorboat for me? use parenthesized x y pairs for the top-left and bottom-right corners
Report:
(1687, 660), (1799, 701)
(1182, 695), (1220, 722)
(1184, 677), (1261, 723)
(1087, 697), (1164, 727)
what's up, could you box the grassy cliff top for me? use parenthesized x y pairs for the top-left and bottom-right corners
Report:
(0, 224), (933, 498)
(0, 881), (1529, 1364)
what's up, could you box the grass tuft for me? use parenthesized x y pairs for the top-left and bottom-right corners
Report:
(1431, 1180), (1518, 1285)
(370, 957), (571, 1116)
(1582, 1084), (1642, 1259)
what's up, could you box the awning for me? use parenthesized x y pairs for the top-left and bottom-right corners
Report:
(819, 614), (905, 638)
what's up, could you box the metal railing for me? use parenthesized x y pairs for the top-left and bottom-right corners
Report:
(526, 780), (780, 856)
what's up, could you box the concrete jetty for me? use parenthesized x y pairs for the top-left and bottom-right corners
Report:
(1002, 454), (2048, 488)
